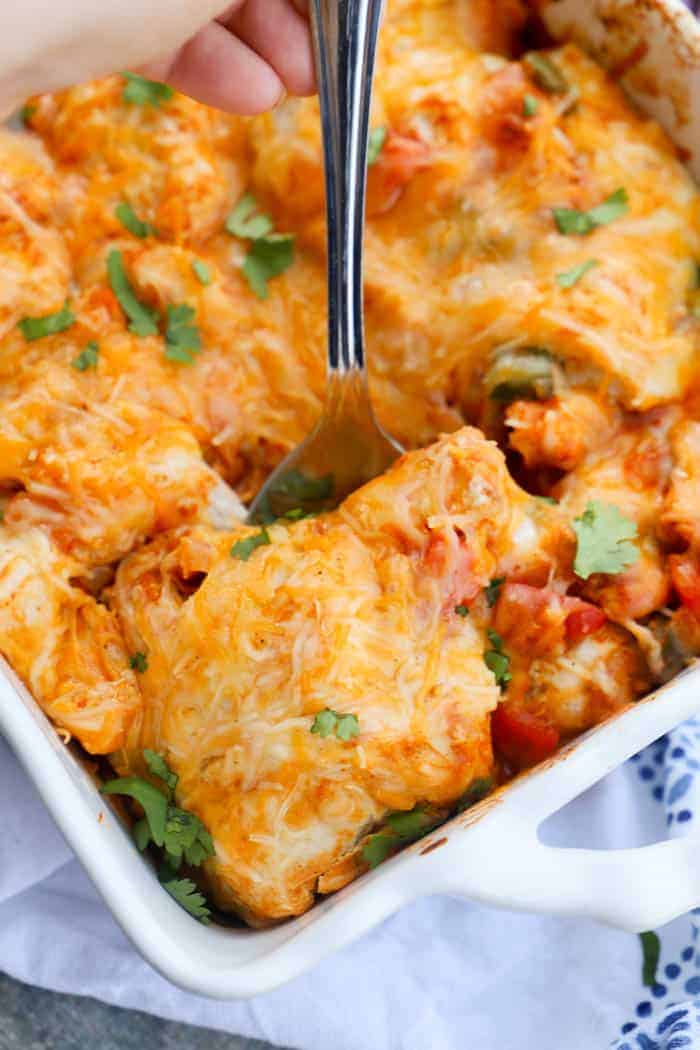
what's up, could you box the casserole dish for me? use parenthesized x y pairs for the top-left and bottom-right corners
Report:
(2, 0), (700, 998)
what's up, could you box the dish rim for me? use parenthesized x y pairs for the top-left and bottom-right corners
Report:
(2, 0), (700, 999)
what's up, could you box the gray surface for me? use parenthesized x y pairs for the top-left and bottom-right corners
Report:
(0, 971), (284, 1050)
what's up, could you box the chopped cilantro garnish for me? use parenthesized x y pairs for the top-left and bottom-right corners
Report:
(523, 53), (569, 94)
(230, 528), (271, 561)
(367, 126), (387, 165)
(122, 72), (174, 107)
(386, 807), (433, 838)
(553, 188), (628, 236)
(572, 500), (639, 579)
(191, 259), (212, 286)
(485, 577), (505, 608)
(130, 651), (148, 673)
(522, 94), (538, 118)
(242, 234), (295, 300)
(484, 630), (511, 689)
(160, 876), (211, 924)
(311, 708), (360, 741)
(107, 250), (159, 336)
(20, 103), (36, 126)
(639, 931), (660, 988)
(164, 303), (201, 364)
(71, 341), (99, 371)
(454, 604), (469, 618)
(102, 751), (215, 923)
(101, 775), (168, 845)
(270, 469), (334, 504)
(226, 193), (295, 299)
(362, 806), (438, 869)
(556, 258), (599, 288)
(362, 832), (397, 869)
(162, 807), (215, 868)
(455, 776), (493, 813)
(144, 748), (178, 793)
(226, 193), (274, 239)
(115, 201), (156, 239)
(19, 302), (75, 342)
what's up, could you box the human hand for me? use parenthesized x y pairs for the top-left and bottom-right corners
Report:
(0, 0), (314, 118)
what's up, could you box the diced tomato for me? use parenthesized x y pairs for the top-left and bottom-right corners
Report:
(424, 532), (481, 605)
(669, 554), (700, 620)
(491, 704), (560, 770)
(493, 582), (606, 651)
(564, 600), (606, 644)
(367, 132), (432, 215)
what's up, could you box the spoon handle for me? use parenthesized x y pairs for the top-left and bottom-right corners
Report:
(310, 0), (383, 377)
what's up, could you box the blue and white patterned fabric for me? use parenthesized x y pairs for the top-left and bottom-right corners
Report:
(611, 720), (700, 1050)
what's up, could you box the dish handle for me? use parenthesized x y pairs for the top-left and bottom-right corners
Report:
(432, 811), (700, 931)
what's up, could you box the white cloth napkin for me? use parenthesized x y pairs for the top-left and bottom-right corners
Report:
(3, 724), (700, 1050)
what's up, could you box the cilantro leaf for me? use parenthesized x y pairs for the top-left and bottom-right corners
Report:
(122, 72), (174, 107)
(487, 628), (504, 650)
(164, 303), (201, 365)
(556, 258), (598, 288)
(454, 604), (469, 617)
(362, 806), (437, 869)
(107, 250), (159, 336)
(587, 188), (630, 226)
(162, 807), (215, 868)
(386, 807), (434, 839)
(230, 528), (271, 561)
(130, 651), (148, 673)
(133, 818), (151, 851)
(639, 931), (660, 988)
(362, 832), (399, 869)
(485, 577), (505, 608)
(160, 876), (211, 923)
(144, 749), (178, 794)
(484, 630), (511, 689)
(192, 259), (212, 286)
(572, 500), (639, 579)
(336, 713), (360, 742)
(242, 234), (295, 300)
(269, 469), (334, 504)
(226, 193), (274, 239)
(553, 188), (628, 236)
(484, 650), (511, 688)
(115, 201), (156, 239)
(522, 94), (538, 118)
(310, 709), (337, 738)
(523, 52), (569, 94)
(19, 302), (75, 342)
(311, 708), (360, 741)
(101, 776), (168, 846)
(71, 341), (99, 371)
(455, 776), (493, 813)
(367, 126), (387, 166)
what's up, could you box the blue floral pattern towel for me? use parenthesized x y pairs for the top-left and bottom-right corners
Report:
(612, 721), (700, 1049)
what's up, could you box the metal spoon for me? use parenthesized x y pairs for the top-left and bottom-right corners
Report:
(248, 0), (402, 524)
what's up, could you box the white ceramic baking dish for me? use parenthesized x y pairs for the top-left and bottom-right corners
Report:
(2, 0), (700, 1000)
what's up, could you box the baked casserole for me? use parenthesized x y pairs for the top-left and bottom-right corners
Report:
(1, 0), (700, 926)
